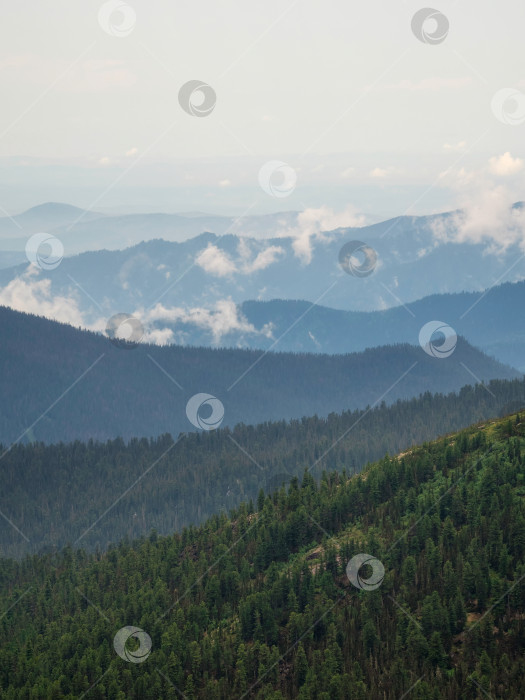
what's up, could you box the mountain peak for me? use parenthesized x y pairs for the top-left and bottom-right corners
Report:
(20, 202), (85, 216)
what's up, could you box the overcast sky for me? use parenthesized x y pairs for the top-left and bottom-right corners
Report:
(1, 0), (525, 216)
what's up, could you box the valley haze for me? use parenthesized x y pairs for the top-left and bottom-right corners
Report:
(2, 2), (525, 698)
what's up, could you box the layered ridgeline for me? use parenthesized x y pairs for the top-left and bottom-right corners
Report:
(1, 414), (525, 698)
(238, 281), (525, 371)
(1, 376), (524, 557)
(126, 281), (525, 370)
(0, 306), (520, 445)
(2, 203), (525, 312)
(0, 203), (299, 259)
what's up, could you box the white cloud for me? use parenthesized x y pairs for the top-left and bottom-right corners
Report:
(195, 244), (237, 277)
(141, 327), (174, 345)
(218, 179), (231, 187)
(237, 238), (284, 273)
(195, 240), (285, 277)
(0, 267), (105, 329)
(249, 245), (284, 272)
(0, 268), (275, 348)
(145, 299), (273, 345)
(488, 152), (523, 177)
(439, 153), (524, 188)
(275, 206), (367, 265)
(431, 154), (525, 252)
(125, 147), (138, 157)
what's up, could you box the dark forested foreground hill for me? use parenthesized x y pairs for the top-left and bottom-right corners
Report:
(1, 378), (525, 558)
(0, 306), (520, 445)
(1, 414), (525, 698)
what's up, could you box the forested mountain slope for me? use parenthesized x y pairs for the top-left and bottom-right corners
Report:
(238, 281), (525, 370)
(0, 306), (519, 445)
(2, 378), (525, 558)
(1, 414), (525, 698)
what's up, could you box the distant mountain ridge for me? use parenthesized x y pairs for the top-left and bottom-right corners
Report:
(0, 202), (103, 237)
(1, 202), (525, 314)
(0, 202), (299, 259)
(1, 240), (523, 368)
(0, 306), (519, 446)
(234, 280), (525, 370)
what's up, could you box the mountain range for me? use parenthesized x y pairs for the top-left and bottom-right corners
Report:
(0, 306), (519, 447)
(1, 202), (525, 317)
(236, 281), (525, 370)
(2, 244), (524, 369)
(0, 202), (299, 262)
(112, 281), (522, 370)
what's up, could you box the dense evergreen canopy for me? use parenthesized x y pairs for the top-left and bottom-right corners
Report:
(1, 378), (524, 558)
(1, 413), (524, 698)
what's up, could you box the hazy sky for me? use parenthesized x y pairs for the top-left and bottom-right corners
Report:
(1, 0), (525, 216)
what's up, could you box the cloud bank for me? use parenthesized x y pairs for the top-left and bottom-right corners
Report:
(0, 267), (104, 329)
(195, 240), (285, 278)
(433, 152), (525, 253)
(0, 267), (272, 347)
(277, 206), (367, 265)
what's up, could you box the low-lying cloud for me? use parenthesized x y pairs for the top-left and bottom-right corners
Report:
(433, 152), (525, 253)
(195, 206), (368, 272)
(488, 152), (523, 177)
(195, 240), (285, 277)
(0, 267), (273, 347)
(144, 299), (273, 345)
(0, 266), (103, 329)
(277, 206), (367, 265)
